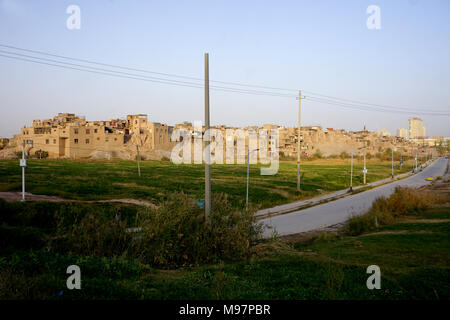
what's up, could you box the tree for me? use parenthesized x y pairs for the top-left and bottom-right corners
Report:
(35, 149), (49, 159)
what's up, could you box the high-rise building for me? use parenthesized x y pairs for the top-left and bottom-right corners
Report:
(376, 128), (391, 137)
(397, 128), (408, 139)
(408, 118), (426, 139)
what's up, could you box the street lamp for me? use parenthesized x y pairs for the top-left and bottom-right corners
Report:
(361, 142), (367, 185)
(349, 149), (354, 192)
(20, 139), (33, 201)
(391, 147), (396, 179)
(414, 149), (418, 172)
(246, 148), (259, 210)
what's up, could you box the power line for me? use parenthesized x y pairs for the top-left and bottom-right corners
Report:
(1, 43), (448, 114)
(0, 52), (296, 98)
(305, 96), (450, 116)
(303, 90), (448, 113)
(0, 43), (299, 92)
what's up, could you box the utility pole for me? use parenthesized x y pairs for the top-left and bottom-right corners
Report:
(350, 150), (353, 192)
(391, 148), (394, 179)
(415, 150), (418, 172)
(136, 144), (141, 177)
(204, 53), (211, 218)
(363, 141), (367, 185)
(297, 90), (302, 191)
(20, 139), (33, 201)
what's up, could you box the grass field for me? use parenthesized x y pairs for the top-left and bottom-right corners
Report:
(0, 158), (416, 209)
(1, 181), (448, 300)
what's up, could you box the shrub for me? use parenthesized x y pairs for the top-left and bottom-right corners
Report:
(313, 149), (323, 159)
(60, 213), (131, 257)
(50, 193), (262, 267)
(345, 187), (442, 236)
(339, 151), (349, 159)
(35, 150), (49, 159)
(136, 192), (262, 267)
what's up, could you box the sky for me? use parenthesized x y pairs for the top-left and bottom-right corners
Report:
(0, 0), (449, 138)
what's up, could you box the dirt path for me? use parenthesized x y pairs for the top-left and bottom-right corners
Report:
(0, 192), (158, 209)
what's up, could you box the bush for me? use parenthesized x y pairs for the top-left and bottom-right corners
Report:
(339, 151), (349, 159)
(345, 187), (442, 236)
(50, 193), (262, 267)
(35, 150), (49, 159)
(55, 213), (132, 257)
(312, 149), (323, 159)
(136, 193), (262, 267)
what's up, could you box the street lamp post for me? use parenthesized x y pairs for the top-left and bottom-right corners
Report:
(350, 150), (354, 192)
(20, 139), (33, 201)
(363, 150), (366, 185)
(415, 150), (418, 172)
(391, 148), (395, 179)
(246, 148), (259, 210)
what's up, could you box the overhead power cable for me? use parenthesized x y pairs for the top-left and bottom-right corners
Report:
(1, 43), (448, 115)
(0, 51), (296, 98)
(303, 90), (448, 113)
(305, 96), (450, 116)
(0, 43), (298, 92)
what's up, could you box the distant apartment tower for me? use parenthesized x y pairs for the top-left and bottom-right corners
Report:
(397, 128), (408, 139)
(408, 118), (426, 139)
(376, 128), (391, 137)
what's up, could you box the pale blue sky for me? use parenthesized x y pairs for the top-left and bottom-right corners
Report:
(0, 0), (449, 138)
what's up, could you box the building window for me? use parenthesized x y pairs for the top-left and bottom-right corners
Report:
(86, 129), (90, 134)
(74, 129), (78, 134)
(85, 139), (90, 144)
(94, 129), (98, 133)
(114, 138), (117, 141)
(45, 139), (49, 144)
(74, 139), (78, 144)
(97, 137), (100, 141)
(53, 139), (56, 144)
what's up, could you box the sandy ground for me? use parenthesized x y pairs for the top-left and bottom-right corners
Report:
(0, 191), (158, 209)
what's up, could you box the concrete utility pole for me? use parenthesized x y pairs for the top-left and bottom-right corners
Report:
(363, 141), (367, 185)
(204, 53), (211, 218)
(136, 145), (141, 177)
(350, 150), (354, 192)
(297, 90), (302, 191)
(391, 148), (394, 179)
(20, 139), (33, 201)
(415, 150), (418, 172)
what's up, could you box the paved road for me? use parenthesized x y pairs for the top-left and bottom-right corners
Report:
(255, 167), (416, 218)
(260, 157), (448, 238)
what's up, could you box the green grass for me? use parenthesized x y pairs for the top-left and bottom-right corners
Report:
(1, 200), (448, 300)
(0, 158), (414, 209)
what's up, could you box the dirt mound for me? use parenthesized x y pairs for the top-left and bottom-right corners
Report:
(89, 150), (131, 160)
(141, 149), (171, 161)
(0, 148), (17, 159)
